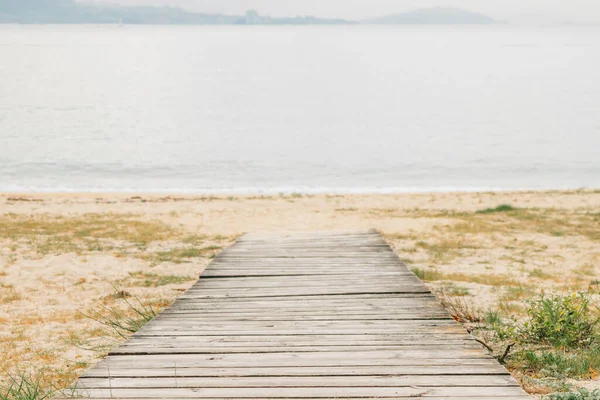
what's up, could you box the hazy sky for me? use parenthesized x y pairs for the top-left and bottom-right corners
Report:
(80, 0), (600, 24)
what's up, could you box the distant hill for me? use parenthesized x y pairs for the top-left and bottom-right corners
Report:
(366, 7), (499, 25)
(0, 2), (497, 25)
(0, 1), (349, 24)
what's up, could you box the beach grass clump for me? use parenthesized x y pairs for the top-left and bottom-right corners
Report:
(529, 268), (551, 279)
(465, 292), (600, 392)
(414, 239), (480, 264)
(85, 293), (159, 339)
(444, 272), (521, 288)
(448, 219), (500, 235)
(516, 347), (600, 380)
(500, 284), (536, 302)
(0, 213), (179, 255)
(182, 234), (208, 245)
(444, 284), (470, 297)
(521, 292), (598, 349)
(144, 245), (223, 264)
(0, 367), (80, 400)
(410, 267), (443, 281)
(0, 288), (22, 304)
(484, 208), (600, 242)
(0, 371), (56, 400)
(546, 388), (600, 400)
(435, 288), (482, 323)
(476, 204), (517, 214)
(0, 213), (175, 243)
(127, 271), (194, 287)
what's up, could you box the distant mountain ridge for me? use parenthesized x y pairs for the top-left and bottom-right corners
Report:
(0, 2), (498, 25)
(366, 7), (499, 25)
(0, 1), (349, 24)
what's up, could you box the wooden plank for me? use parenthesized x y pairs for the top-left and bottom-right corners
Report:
(133, 322), (467, 335)
(71, 231), (530, 399)
(158, 308), (450, 314)
(166, 303), (439, 311)
(163, 302), (446, 310)
(190, 275), (421, 285)
(110, 344), (486, 355)
(77, 375), (519, 388)
(62, 397), (532, 400)
(114, 343), (479, 353)
(153, 315), (453, 321)
(93, 352), (495, 369)
(120, 335), (477, 345)
(137, 320), (461, 329)
(70, 387), (530, 398)
(170, 295), (439, 304)
(80, 364), (509, 378)
(176, 288), (429, 298)
(200, 272), (414, 277)
(90, 357), (505, 371)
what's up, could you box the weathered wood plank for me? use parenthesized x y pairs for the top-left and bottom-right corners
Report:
(168, 293), (439, 305)
(110, 344), (486, 355)
(190, 275), (422, 285)
(71, 387), (530, 398)
(94, 349), (494, 366)
(176, 288), (430, 298)
(79, 364), (509, 378)
(77, 375), (519, 388)
(153, 315), (453, 321)
(120, 335), (477, 345)
(136, 320), (462, 330)
(65, 397), (531, 400)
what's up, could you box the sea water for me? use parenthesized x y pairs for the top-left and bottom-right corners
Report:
(1, 25), (599, 193)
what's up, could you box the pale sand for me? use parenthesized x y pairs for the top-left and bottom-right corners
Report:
(0, 190), (599, 388)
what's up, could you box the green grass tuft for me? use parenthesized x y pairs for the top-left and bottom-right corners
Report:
(521, 292), (598, 349)
(546, 388), (600, 400)
(410, 267), (443, 281)
(128, 271), (193, 287)
(84, 292), (158, 339)
(476, 204), (517, 214)
(515, 348), (600, 380)
(0, 370), (57, 400)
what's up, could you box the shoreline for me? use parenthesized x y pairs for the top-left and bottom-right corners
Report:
(2, 187), (599, 198)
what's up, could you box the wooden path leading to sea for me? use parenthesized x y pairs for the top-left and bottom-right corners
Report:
(74, 230), (531, 399)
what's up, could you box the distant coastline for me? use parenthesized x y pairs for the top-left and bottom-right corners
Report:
(0, 2), (499, 25)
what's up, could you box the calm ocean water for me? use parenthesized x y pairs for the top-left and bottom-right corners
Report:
(0, 25), (599, 193)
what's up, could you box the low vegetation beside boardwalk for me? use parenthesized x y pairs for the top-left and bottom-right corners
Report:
(396, 202), (600, 397)
(0, 191), (599, 398)
(0, 211), (235, 399)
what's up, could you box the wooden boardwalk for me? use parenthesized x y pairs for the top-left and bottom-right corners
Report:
(74, 230), (531, 399)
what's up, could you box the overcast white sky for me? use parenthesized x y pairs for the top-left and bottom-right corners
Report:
(80, 0), (600, 24)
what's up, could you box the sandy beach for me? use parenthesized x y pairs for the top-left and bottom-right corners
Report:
(1, 189), (599, 392)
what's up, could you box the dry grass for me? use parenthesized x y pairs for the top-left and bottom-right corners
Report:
(0, 213), (179, 257)
(435, 288), (483, 323)
(122, 271), (195, 287)
(386, 204), (599, 311)
(140, 245), (223, 265)
(414, 239), (482, 263)
(385, 201), (600, 395)
(410, 267), (443, 281)
(0, 288), (22, 304)
(0, 211), (235, 395)
(0, 213), (176, 242)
